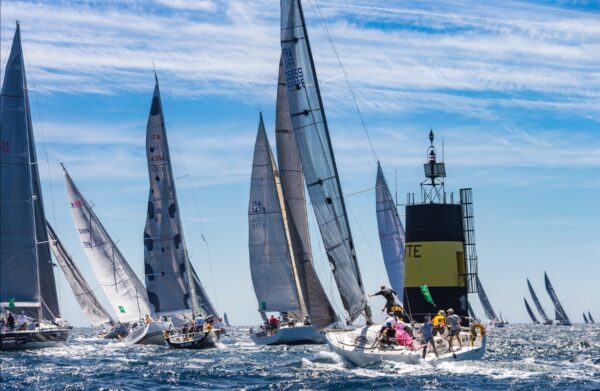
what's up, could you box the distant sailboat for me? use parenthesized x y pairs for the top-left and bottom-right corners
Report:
(527, 278), (552, 325)
(0, 23), (70, 350)
(47, 222), (114, 328)
(476, 276), (503, 326)
(583, 312), (589, 324)
(588, 311), (595, 324)
(223, 313), (231, 327)
(375, 163), (405, 304)
(544, 272), (571, 326)
(141, 75), (221, 349)
(524, 298), (539, 324)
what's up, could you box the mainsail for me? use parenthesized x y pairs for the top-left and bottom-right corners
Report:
(527, 278), (550, 323)
(375, 163), (405, 304)
(544, 272), (571, 325)
(476, 276), (498, 322)
(224, 312), (231, 327)
(524, 298), (539, 324)
(63, 166), (150, 323)
(583, 312), (589, 324)
(589, 311), (595, 324)
(275, 59), (337, 330)
(143, 76), (217, 318)
(47, 222), (114, 326)
(0, 23), (60, 319)
(280, 0), (370, 323)
(249, 114), (302, 315)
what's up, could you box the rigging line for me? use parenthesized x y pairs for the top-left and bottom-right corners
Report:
(312, 0), (379, 164)
(345, 204), (386, 277)
(200, 234), (219, 310)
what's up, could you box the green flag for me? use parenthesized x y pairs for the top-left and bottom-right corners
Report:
(118, 305), (126, 314)
(8, 297), (16, 311)
(420, 285), (435, 306)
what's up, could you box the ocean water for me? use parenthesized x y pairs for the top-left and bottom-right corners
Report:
(1, 324), (598, 390)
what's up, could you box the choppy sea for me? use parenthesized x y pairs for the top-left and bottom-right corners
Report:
(1, 324), (599, 390)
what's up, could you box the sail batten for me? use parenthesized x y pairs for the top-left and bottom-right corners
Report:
(143, 77), (217, 318)
(275, 58), (337, 330)
(249, 115), (302, 314)
(476, 276), (498, 322)
(47, 222), (114, 326)
(280, 0), (369, 323)
(375, 163), (405, 304)
(64, 166), (150, 323)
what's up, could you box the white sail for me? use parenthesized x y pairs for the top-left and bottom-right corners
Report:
(248, 114), (302, 314)
(143, 76), (217, 318)
(375, 163), (405, 304)
(63, 166), (150, 323)
(47, 222), (114, 326)
(280, 0), (370, 324)
(1, 23), (60, 319)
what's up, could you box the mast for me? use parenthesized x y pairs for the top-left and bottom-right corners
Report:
(280, 0), (371, 324)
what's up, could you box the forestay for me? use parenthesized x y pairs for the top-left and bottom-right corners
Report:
(375, 163), (405, 304)
(527, 278), (550, 323)
(143, 77), (217, 318)
(249, 114), (302, 314)
(47, 222), (114, 326)
(64, 166), (150, 323)
(275, 58), (337, 330)
(280, 0), (369, 323)
(476, 276), (498, 322)
(544, 272), (571, 325)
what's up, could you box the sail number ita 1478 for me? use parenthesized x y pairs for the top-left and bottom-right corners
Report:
(282, 48), (304, 91)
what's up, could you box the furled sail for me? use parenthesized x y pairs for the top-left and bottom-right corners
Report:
(588, 311), (595, 324)
(47, 221), (114, 326)
(249, 114), (302, 314)
(527, 278), (550, 323)
(63, 166), (150, 323)
(544, 272), (571, 325)
(143, 76), (217, 318)
(583, 312), (589, 324)
(275, 58), (337, 330)
(476, 276), (498, 322)
(375, 163), (405, 304)
(524, 298), (539, 324)
(0, 23), (59, 319)
(280, 0), (369, 323)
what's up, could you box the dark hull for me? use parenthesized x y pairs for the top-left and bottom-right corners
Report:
(0, 328), (70, 350)
(166, 329), (222, 350)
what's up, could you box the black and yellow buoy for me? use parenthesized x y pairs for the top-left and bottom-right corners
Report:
(404, 130), (475, 322)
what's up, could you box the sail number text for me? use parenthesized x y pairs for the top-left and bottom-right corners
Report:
(282, 47), (305, 91)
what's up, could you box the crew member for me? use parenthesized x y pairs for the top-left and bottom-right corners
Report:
(369, 285), (400, 314)
(432, 310), (446, 336)
(421, 316), (438, 358)
(446, 308), (462, 347)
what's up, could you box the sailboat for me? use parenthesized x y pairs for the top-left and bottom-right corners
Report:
(223, 313), (231, 327)
(62, 165), (156, 342)
(248, 112), (334, 345)
(544, 272), (571, 326)
(476, 276), (504, 327)
(583, 312), (589, 324)
(47, 222), (117, 334)
(279, 0), (484, 365)
(524, 298), (539, 324)
(375, 163), (405, 303)
(588, 311), (595, 324)
(0, 23), (70, 350)
(140, 76), (221, 350)
(527, 278), (553, 325)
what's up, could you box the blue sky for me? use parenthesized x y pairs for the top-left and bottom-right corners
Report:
(1, 0), (599, 326)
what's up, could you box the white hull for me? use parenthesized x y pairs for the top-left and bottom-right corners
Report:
(251, 325), (326, 345)
(123, 322), (168, 346)
(326, 325), (486, 367)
